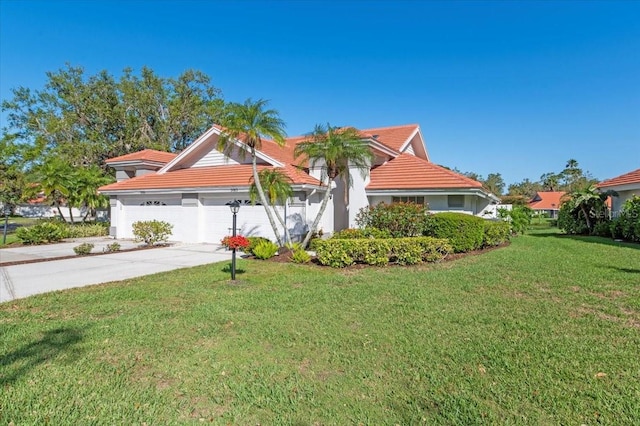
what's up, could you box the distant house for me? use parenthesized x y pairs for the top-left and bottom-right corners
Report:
(528, 191), (566, 218)
(99, 123), (500, 243)
(597, 168), (640, 215)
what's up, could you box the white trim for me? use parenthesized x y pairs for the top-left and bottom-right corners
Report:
(366, 138), (399, 158)
(398, 126), (429, 161)
(366, 188), (500, 202)
(106, 160), (167, 169)
(598, 182), (640, 192)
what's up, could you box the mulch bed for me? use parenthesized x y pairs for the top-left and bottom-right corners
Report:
(0, 244), (170, 267)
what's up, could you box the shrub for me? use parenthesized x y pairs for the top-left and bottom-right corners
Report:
(558, 202), (588, 235)
(63, 223), (108, 238)
(498, 206), (533, 235)
(355, 202), (430, 238)
(245, 236), (272, 255)
(132, 220), (173, 246)
(424, 213), (485, 253)
(592, 221), (612, 238)
(482, 221), (511, 247)
(15, 222), (65, 244)
(291, 248), (311, 264)
(221, 235), (250, 250)
(73, 242), (94, 255)
(611, 196), (640, 242)
(104, 242), (121, 252)
(252, 240), (279, 260)
(314, 237), (451, 268)
(332, 227), (392, 239)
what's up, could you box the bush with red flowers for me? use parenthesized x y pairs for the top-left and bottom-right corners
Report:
(221, 235), (250, 250)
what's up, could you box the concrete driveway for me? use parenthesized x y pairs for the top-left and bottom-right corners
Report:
(0, 240), (232, 303)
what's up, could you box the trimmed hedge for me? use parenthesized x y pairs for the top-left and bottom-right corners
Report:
(15, 222), (65, 244)
(355, 202), (430, 237)
(424, 212), (485, 253)
(314, 237), (452, 268)
(482, 220), (511, 247)
(332, 227), (392, 239)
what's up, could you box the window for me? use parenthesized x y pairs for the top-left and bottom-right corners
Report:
(448, 195), (465, 209)
(392, 196), (425, 205)
(140, 201), (166, 206)
(225, 200), (261, 206)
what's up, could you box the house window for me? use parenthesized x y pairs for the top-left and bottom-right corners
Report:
(448, 195), (465, 209)
(225, 200), (261, 206)
(392, 196), (425, 205)
(140, 201), (167, 206)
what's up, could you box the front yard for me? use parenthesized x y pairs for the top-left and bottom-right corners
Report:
(1, 229), (639, 424)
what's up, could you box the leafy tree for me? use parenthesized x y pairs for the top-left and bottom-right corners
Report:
(1, 64), (224, 171)
(560, 184), (615, 234)
(294, 124), (374, 247)
(540, 172), (561, 191)
(67, 166), (113, 222)
(483, 173), (505, 196)
(507, 178), (542, 199)
(28, 158), (74, 219)
(218, 98), (291, 246)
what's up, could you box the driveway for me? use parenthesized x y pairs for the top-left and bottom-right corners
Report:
(0, 241), (232, 303)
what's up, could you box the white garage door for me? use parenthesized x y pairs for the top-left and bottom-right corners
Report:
(120, 196), (197, 242)
(201, 197), (284, 244)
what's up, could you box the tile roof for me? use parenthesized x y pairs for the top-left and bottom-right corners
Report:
(99, 164), (321, 192)
(528, 191), (566, 210)
(367, 154), (483, 190)
(597, 168), (640, 188)
(358, 124), (419, 152)
(105, 149), (177, 164)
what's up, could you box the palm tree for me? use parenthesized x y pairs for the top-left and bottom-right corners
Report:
(69, 166), (113, 222)
(29, 159), (73, 220)
(249, 169), (294, 244)
(217, 98), (289, 246)
(294, 124), (374, 248)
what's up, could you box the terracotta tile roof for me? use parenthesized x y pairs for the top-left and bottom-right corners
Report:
(528, 191), (567, 210)
(105, 149), (177, 164)
(99, 165), (321, 192)
(597, 168), (640, 188)
(358, 124), (419, 151)
(367, 154), (483, 190)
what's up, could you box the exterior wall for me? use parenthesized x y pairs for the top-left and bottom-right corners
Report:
(346, 163), (372, 228)
(612, 189), (638, 214)
(191, 149), (240, 168)
(368, 194), (491, 216)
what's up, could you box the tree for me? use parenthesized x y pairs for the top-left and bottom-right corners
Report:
(483, 173), (505, 196)
(217, 98), (291, 246)
(28, 158), (74, 219)
(249, 169), (293, 206)
(67, 166), (113, 222)
(507, 178), (542, 199)
(1, 64), (224, 171)
(540, 172), (560, 191)
(561, 184), (615, 234)
(294, 124), (374, 248)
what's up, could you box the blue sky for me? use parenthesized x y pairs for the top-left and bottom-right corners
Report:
(1, 0), (638, 186)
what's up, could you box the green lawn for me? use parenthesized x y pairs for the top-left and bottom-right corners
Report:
(1, 230), (639, 424)
(0, 216), (40, 246)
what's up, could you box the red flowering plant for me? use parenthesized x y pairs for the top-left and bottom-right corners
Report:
(221, 235), (250, 251)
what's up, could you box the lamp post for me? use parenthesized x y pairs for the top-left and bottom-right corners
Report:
(229, 200), (240, 280)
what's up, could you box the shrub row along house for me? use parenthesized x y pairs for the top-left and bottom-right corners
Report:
(99, 124), (500, 243)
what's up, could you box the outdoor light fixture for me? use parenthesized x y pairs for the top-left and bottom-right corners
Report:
(229, 200), (240, 280)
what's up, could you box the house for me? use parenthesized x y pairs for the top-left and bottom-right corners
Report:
(597, 168), (640, 215)
(98, 124), (500, 243)
(528, 191), (566, 218)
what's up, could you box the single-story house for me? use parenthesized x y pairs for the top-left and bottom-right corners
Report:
(99, 124), (500, 243)
(528, 191), (566, 218)
(597, 168), (640, 215)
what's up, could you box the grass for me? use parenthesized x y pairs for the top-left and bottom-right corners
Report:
(1, 230), (639, 424)
(0, 216), (40, 246)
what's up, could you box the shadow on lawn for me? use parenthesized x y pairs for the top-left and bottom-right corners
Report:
(528, 231), (640, 251)
(221, 263), (246, 275)
(0, 327), (85, 385)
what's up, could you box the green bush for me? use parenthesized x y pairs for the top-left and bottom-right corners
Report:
(63, 223), (108, 238)
(498, 206), (533, 235)
(15, 222), (65, 244)
(332, 227), (392, 239)
(252, 240), (279, 259)
(611, 196), (640, 242)
(245, 236), (272, 255)
(314, 237), (451, 268)
(424, 212), (485, 253)
(291, 248), (311, 264)
(104, 242), (121, 252)
(483, 221), (511, 247)
(132, 220), (173, 246)
(73, 242), (94, 255)
(592, 221), (612, 238)
(355, 202), (430, 238)
(558, 202), (588, 235)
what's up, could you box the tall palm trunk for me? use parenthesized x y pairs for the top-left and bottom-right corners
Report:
(251, 148), (292, 246)
(301, 177), (333, 248)
(68, 204), (75, 224)
(580, 205), (592, 233)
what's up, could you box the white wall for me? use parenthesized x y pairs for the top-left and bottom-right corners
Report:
(612, 189), (638, 213)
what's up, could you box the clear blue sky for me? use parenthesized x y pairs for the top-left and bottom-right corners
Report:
(1, 0), (638, 186)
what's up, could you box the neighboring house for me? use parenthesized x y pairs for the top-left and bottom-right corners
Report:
(597, 168), (640, 215)
(528, 191), (566, 218)
(99, 124), (500, 243)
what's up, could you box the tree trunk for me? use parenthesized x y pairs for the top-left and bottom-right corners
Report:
(581, 205), (592, 233)
(251, 148), (289, 247)
(301, 178), (333, 248)
(54, 201), (65, 221)
(68, 204), (75, 224)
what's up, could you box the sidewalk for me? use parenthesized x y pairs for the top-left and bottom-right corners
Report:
(0, 240), (233, 303)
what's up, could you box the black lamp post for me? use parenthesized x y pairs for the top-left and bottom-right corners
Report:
(229, 200), (240, 280)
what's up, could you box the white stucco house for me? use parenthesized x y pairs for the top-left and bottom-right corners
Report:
(99, 124), (499, 243)
(597, 168), (640, 215)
